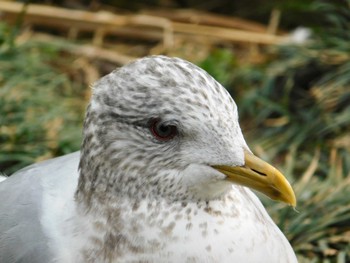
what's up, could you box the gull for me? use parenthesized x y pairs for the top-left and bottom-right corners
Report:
(0, 56), (297, 263)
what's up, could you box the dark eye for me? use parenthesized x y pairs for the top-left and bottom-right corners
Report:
(150, 118), (178, 141)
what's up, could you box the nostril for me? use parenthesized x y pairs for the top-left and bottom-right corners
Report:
(251, 169), (267, 177)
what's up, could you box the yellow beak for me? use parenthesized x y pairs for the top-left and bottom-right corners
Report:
(213, 151), (296, 206)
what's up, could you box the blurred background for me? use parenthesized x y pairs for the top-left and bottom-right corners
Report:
(0, 0), (349, 262)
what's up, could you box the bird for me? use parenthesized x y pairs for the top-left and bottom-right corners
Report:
(0, 55), (297, 263)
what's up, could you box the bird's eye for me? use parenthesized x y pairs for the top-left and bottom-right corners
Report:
(150, 118), (178, 141)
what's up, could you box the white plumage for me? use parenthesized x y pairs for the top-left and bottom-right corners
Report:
(0, 56), (297, 263)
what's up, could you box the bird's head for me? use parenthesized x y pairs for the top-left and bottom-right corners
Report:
(77, 56), (296, 207)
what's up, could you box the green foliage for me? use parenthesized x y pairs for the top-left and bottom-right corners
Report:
(235, 1), (350, 178)
(312, 0), (350, 51)
(0, 23), (86, 174)
(238, 44), (350, 179)
(199, 49), (237, 87)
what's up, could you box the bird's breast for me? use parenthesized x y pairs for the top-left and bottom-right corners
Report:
(69, 187), (296, 263)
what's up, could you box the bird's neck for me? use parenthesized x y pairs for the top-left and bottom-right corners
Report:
(75, 145), (191, 211)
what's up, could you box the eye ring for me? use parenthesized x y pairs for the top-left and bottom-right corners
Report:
(150, 118), (178, 141)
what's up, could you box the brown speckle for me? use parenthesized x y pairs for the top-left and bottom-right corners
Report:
(162, 221), (176, 236)
(186, 222), (193, 230)
(175, 214), (183, 220)
(217, 220), (225, 225)
(132, 202), (140, 211)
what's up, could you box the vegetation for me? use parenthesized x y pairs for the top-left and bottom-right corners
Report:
(0, 23), (86, 174)
(0, 0), (349, 262)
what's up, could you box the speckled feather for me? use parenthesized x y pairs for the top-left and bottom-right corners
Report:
(0, 56), (297, 263)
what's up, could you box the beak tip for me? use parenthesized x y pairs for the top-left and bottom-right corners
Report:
(289, 194), (297, 208)
(279, 184), (297, 207)
(274, 178), (297, 207)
